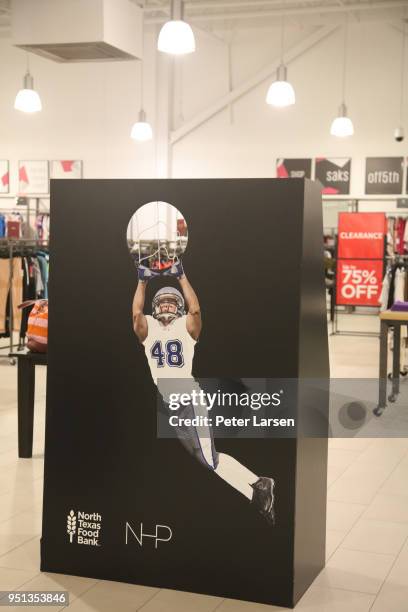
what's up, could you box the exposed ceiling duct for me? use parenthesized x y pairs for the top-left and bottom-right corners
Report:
(11, 0), (143, 62)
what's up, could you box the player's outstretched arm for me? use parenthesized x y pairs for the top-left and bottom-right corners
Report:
(132, 274), (149, 343)
(170, 262), (202, 341)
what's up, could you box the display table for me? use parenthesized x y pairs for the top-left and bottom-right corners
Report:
(375, 310), (408, 416)
(10, 351), (47, 458)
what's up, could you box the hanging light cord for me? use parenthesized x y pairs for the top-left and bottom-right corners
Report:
(400, 19), (406, 125)
(341, 13), (348, 105)
(140, 58), (144, 110)
(280, 1), (285, 64)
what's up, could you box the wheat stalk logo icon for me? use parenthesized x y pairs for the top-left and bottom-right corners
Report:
(67, 510), (76, 543)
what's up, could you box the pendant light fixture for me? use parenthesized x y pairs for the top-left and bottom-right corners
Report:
(130, 60), (153, 142)
(394, 19), (406, 142)
(14, 54), (42, 113)
(131, 109), (153, 141)
(330, 16), (354, 137)
(158, 0), (195, 55)
(266, 3), (295, 107)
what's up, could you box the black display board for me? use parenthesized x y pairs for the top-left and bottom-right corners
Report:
(276, 158), (312, 179)
(315, 157), (351, 195)
(41, 179), (329, 608)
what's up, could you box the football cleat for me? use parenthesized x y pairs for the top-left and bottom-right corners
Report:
(251, 477), (275, 525)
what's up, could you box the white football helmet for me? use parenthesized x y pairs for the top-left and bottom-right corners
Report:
(152, 287), (185, 324)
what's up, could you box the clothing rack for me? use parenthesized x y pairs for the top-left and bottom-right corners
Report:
(0, 197), (50, 239)
(0, 208), (50, 214)
(0, 238), (49, 364)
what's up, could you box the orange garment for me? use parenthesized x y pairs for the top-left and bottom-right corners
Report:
(27, 300), (48, 345)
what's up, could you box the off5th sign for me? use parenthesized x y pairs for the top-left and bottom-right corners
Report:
(336, 260), (383, 306)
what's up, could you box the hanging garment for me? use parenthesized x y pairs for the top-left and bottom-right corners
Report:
(380, 270), (391, 311)
(33, 258), (44, 297)
(387, 269), (397, 310)
(21, 221), (37, 240)
(0, 259), (9, 332)
(37, 254), (48, 299)
(19, 257), (36, 340)
(36, 214), (50, 241)
(394, 268), (408, 369)
(394, 268), (406, 303)
(0, 257), (23, 333)
(6, 221), (20, 238)
(0, 215), (5, 238)
(387, 217), (395, 256)
(395, 218), (406, 255)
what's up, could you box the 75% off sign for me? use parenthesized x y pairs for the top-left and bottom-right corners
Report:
(336, 260), (383, 306)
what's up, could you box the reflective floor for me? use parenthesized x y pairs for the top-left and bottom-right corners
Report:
(0, 315), (407, 611)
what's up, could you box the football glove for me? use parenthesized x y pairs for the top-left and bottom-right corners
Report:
(138, 264), (159, 282)
(166, 261), (185, 279)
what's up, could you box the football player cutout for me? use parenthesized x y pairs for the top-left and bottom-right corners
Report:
(132, 261), (275, 524)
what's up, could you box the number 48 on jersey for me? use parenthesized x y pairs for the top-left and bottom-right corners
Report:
(151, 340), (184, 367)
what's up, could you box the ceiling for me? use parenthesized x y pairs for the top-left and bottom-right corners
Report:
(0, 0), (407, 34)
(143, 0), (408, 26)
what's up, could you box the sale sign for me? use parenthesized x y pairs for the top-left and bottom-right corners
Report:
(336, 259), (383, 306)
(336, 213), (385, 307)
(337, 212), (386, 259)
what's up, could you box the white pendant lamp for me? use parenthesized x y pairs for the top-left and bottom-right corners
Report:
(266, 64), (295, 107)
(158, 0), (195, 55)
(131, 109), (153, 142)
(14, 70), (42, 113)
(331, 17), (354, 137)
(130, 60), (153, 142)
(266, 6), (295, 107)
(330, 103), (354, 137)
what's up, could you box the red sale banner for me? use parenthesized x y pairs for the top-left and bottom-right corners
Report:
(337, 212), (386, 259)
(336, 213), (385, 307)
(336, 259), (383, 306)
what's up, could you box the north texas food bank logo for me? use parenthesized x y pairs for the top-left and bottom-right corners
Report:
(66, 510), (102, 546)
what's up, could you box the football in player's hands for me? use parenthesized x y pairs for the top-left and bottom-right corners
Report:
(138, 264), (159, 282)
(166, 261), (185, 279)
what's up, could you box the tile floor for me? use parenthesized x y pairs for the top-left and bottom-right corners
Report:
(0, 314), (407, 611)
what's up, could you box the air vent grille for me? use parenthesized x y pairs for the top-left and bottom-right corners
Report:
(16, 41), (135, 62)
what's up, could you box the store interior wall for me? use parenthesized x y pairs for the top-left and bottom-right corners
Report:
(172, 19), (406, 189)
(0, 17), (405, 199)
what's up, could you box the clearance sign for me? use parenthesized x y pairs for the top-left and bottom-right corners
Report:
(336, 213), (386, 306)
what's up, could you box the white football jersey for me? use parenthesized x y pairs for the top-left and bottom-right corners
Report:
(143, 315), (196, 386)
